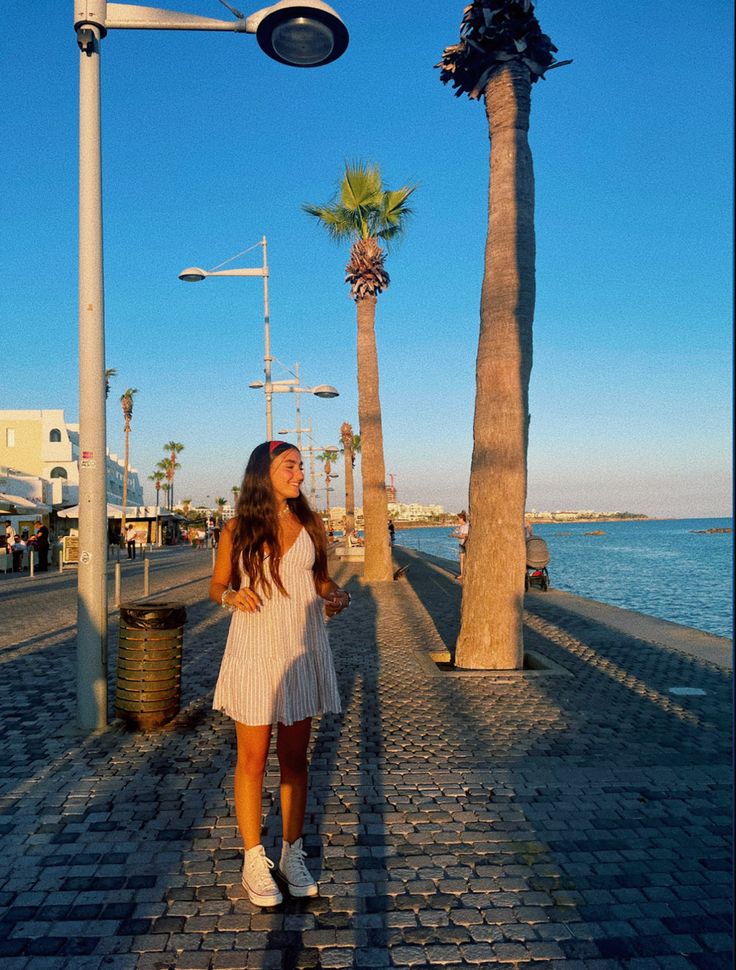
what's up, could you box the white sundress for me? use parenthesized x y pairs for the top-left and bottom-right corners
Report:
(213, 528), (342, 726)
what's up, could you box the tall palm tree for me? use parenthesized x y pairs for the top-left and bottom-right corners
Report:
(340, 422), (357, 539)
(105, 367), (117, 399)
(438, 0), (569, 668)
(119, 388), (138, 534)
(304, 162), (416, 582)
(162, 441), (184, 510)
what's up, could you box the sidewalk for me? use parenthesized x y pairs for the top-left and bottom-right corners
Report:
(0, 545), (732, 969)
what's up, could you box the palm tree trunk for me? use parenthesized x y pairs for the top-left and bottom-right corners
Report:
(455, 62), (535, 670)
(121, 421), (130, 534)
(343, 443), (355, 540)
(356, 294), (393, 582)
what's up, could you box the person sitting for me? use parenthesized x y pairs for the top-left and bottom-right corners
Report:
(348, 529), (364, 547)
(11, 534), (26, 573)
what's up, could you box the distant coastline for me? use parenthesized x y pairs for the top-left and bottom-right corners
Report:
(393, 514), (650, 530)
(391, 514), (731, 530)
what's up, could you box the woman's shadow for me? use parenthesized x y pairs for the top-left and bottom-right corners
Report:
(254, 570), (387, 967)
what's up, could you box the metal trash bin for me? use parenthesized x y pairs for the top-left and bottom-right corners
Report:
(115, 602), (188, 730)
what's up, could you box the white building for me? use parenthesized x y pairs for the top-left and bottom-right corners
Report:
(0, 409), (143, 509)
(388, 501), (444, 521)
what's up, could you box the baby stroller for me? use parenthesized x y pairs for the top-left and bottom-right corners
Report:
(524, 536), (550, 591)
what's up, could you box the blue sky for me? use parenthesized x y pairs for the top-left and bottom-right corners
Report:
(1, 1), (732, 517)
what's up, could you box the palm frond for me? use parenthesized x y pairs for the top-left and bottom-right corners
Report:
(341, 163), (383, 211)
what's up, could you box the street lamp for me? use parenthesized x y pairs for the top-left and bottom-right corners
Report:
(276, 362), (326, 451)
(73, 0), (349, 732)
(249, 373), (338, 441)
(180, 237), (274, 435)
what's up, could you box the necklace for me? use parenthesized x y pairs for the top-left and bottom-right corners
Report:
(278, 505), (291, 517)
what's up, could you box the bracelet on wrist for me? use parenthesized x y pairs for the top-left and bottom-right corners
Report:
(221, 588), (235, 612)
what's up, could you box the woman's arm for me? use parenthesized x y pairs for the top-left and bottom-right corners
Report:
(315, 574), (350, 617)
(209, 521), (262, 613)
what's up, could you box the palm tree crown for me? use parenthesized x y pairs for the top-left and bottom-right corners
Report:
(340, 426), (361, 467)
(120, 388), (137, 428)
(437, 0), (569, 99)
(303, 163), (416, 300)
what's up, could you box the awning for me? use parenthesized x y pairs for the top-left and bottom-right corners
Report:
(56, 504), (183, 520)
(0, 492), (52, 514)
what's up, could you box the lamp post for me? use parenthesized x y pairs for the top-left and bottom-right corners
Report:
(73, 0), (349, 732)
(180, 237), (274, 434)
(249, 376), (338, 440)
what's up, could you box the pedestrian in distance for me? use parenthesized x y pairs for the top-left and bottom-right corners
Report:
(125, 523), (137, 560)
(209, 440), (349, 908)
(33, 520), (50, 572)
(388, 519), (395, 545)
(450, 511), (469, 582)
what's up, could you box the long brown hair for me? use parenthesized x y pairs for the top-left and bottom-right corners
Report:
(229, 441), (328, 596)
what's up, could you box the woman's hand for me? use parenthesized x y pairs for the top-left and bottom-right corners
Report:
(323, 589), (350, 617)
(224, 587), (263, 613)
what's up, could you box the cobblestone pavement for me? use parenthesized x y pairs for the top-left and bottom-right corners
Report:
(0, 545), (732, 969)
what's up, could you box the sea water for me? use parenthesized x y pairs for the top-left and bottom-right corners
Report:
(394, 518), (733, 639)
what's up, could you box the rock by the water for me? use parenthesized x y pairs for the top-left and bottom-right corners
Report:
(584, 530), (606, 536)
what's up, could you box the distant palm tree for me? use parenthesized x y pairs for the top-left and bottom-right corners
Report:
(148, 470), (165, 509)
(181, 497), (192, 517)
(120, 388), (138, 533)
(438, 0), (569, 668)
(316, 450), (338, 523)
(215, 497), (227, 523)
(304, 162), (416, 582)
(156, 457), (180, 511)
(232, 485), (240, 507)
(105, 368), (117, 399)
(340, 422), (357, 539)
(162, 441), (184, 509)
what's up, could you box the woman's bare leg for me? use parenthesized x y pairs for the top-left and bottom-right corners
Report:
(276, 718), (312, 843)
(234, 722), (272, 849)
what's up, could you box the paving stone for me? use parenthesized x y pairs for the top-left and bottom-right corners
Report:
(0, 547), (732, 970)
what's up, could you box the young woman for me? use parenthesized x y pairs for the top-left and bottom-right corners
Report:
(210, 441), (349, 907)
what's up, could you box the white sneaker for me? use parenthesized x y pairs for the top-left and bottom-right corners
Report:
(278, 838), (318, 897)
(242, 845), (283, 907)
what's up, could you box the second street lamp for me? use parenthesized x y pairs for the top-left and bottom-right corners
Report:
(179, 237), (274, 435)
(249, 376), (338, 440)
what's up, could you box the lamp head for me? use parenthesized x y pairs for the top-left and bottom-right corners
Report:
(312, 384), (339, 398)
(178, 267), (207, 282)
(249, 380), (265, 388)
(251, 0), (349, 67)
